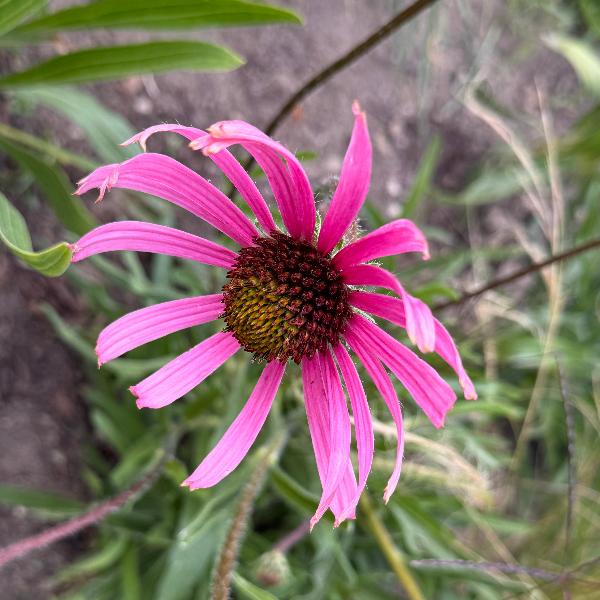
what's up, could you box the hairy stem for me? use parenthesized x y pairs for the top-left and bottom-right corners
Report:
(0, 447), (168, 571)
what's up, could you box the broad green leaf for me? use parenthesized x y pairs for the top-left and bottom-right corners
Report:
(0, 41), (244, 88)
(0, 482), (84, 517)
(155, 511), (229, 600)
(545, 34), (600, 97)
(0, 138), (96, 234)
(402, 136), (441, 218)
(0, 192), (73, 277)
(0, 0), (47, 37)
(16, 0), (301, 34)
(17, 87), (136, 163)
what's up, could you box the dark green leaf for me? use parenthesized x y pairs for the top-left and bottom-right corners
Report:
(0, 137), (96, 234)
(0, 41), (244, 88)
(0, 0), (47, 37)
(0, 191), (73, 277)
(16, 0), (301, 34)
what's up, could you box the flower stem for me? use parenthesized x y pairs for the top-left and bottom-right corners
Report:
(359, 493), (425, 600)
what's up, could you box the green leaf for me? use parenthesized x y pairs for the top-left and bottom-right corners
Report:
(580, 0), (600, 36)
(17, 87), (136, 163)
(16, 0), (301, 34)
(0, 482), (83, 518)
(232, 573), (278, 600)
(0, 192), (73, 277)
(0, 137), (96, 234)
(0, 0), (47, 37)
(155, 511), (229, 600)
(545, 34), (600, 97)
(54, 536), (128, 584)
(0, 41), (244, 88)
(402, 136), (441, 218)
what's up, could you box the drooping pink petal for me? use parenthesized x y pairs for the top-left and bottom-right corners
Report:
(333, 344), (374, 520)
(70, 221), (238, 268)
(343, 264), (435, 353)
(344, 330), (404, 503)
(350, 291), (477, 399)
(330, 463), (358, 524)
(183, 360), (285, 489)
(317, 102), (372, 255)
(333, 219), (429, 269)
(190, 120), (315, 241)
(301, 352), (352, 528)
(75, 153), (258, 247)
(96, 294), (224, 366)
(122, 125), (276, 233)
(348, 314), (456, 428)
(130, 332), (239, 410)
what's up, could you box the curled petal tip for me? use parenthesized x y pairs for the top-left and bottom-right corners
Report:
(352, 100), (364, 117)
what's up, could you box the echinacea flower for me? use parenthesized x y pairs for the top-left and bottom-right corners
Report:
(72, 103), (476, 528)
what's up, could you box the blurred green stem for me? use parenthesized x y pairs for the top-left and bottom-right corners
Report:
(0, 122), (97, 170)
(359, 493), (425, 600)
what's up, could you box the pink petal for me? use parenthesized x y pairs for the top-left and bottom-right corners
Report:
(344, 331), (404, 503)
(75, 153), (258, 247)
(348, 314), (456, 428)
(130, 332), (239, 410)
(70, 221), (238, 268)
(122, 124), (276, 233)
(332, 344), (374, 521)
(96, 294), (224, 366)
(301, 352), (352, 528)
(332, 219), (429, 269)
(190, 120), (315, 241)
(318, 102), (372, 254)
(342, 264), (436, 353)
(350, 291), (477, 400)
(183, 360), (286, 489)
(330, 463), (358, 524)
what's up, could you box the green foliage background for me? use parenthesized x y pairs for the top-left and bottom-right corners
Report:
(1, 1), (600, 599)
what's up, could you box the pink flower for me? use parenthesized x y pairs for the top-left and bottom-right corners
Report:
(72, 103), (476, 528)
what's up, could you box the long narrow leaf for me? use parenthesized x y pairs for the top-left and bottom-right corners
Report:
(0, 0), (47, 37)
(15, 0), (301, 34)
(0, 41), (244, 88)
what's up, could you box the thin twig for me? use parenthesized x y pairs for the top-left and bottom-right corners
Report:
(273, 520), (310, 553)
(228, 0), (440, 195)
(410, 559), (560, 581)
(0, 446), (169, 571)
(264, 0), (439, 137)
(410, 559), (599, 588)
(433, 237), (600, 311)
